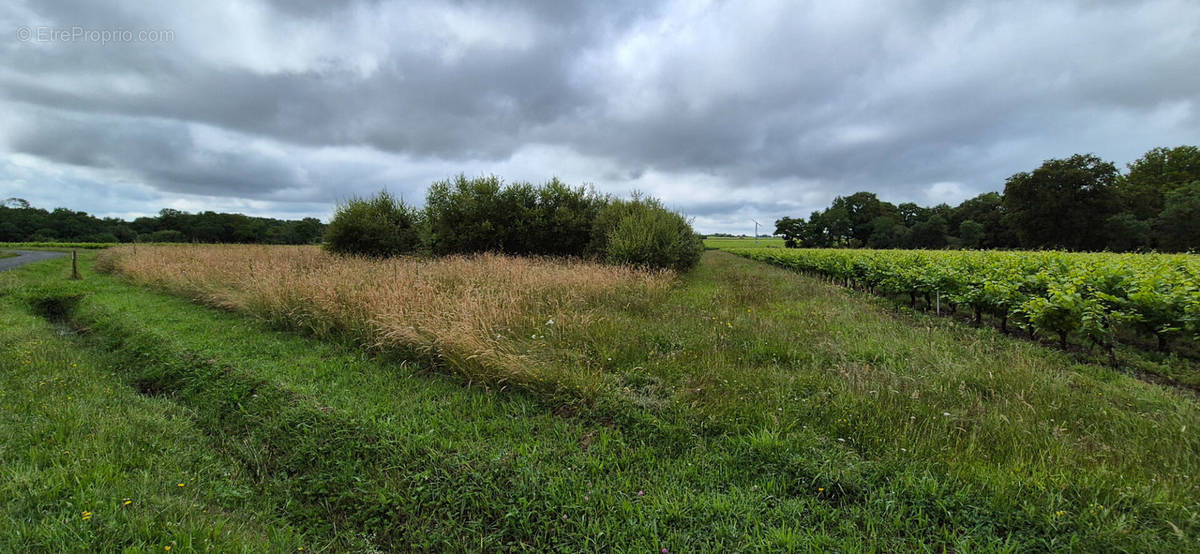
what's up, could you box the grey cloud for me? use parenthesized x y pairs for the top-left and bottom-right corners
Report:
(1, 0), (1197, 233)
(9, 111), (304, 197)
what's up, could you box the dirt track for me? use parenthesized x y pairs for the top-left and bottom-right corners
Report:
(0, 250), (67, 271)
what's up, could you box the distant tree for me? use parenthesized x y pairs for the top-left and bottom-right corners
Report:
(909, 215), (949, 249)
(827, 192), (897, 246)
(156, 208), (186, 234)
(820, 206), (853, 246)
(1102, 213), (1151, 252)
(1118, 145), (1200, 220)
(774, 216), (805, 248)
(291, 218), (325, 244)
(897, 202), (928, 227)
(928, 203), (955, 224)
(958, 219), (986, 249)
(1152, 181), (1200, 252)
(102, 218), (136, 242)
(801, 210), (837, 247)
(767, 147), (1200, 252)
(191, 212), (229, 243)
(0, 200), (322, 244)
(232, 216), (268, 243)
(1002, 154), (1119, 251)
(0, 221), (19, 241)
(951, 192), (1013, 248)
(30, 228), (57, 242)
(147, 229), (186, 242)
(866, 215), (906, 249)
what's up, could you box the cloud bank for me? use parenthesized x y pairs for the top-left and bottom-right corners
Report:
(2, 0), (1198, 232)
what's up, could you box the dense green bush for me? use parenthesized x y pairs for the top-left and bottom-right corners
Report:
(337, 177), (702, 271)
(425, 175), (604, 257)
(530, 178), (605, 256)
(324, 191), (421, 257)
(591, 196), (704, 272)
(425, 175), (507, 255)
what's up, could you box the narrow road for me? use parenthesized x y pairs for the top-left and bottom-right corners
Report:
(0, 250), (68, 271)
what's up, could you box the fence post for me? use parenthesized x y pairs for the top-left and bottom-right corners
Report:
(936, 290), (940, 315)
(71, 249), (80, 280)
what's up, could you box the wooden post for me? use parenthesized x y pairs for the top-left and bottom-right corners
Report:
(71, 249), (80, 280)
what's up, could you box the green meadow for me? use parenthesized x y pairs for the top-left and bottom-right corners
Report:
(1, 249), (1197, 552)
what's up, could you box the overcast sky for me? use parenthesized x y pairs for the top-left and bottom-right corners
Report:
(2, 0), (1197, 233)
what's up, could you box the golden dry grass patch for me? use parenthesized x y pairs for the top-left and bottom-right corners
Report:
(97, 245), (674, 397)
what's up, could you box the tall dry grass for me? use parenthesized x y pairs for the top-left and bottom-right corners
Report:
(96, 245), (673, 398)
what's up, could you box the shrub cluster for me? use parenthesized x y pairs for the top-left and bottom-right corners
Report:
(324, 176), (703, 271)
(591, 195), (704, 272)
(323, 191), (421, 257)
(424, 175), (603, 257)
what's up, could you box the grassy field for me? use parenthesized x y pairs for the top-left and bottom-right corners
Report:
(2, 248), (1198, 551)
(96, 245), (673, 399)
(0, 270), (314, 551)
(703, 236), (784, 250)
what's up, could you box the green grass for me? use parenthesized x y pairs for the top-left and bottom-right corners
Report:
(0, 252), (16, 259)
(3, 251), (1199, 551)
(703, 236), (785, 250)
(0, 281), (314, 551)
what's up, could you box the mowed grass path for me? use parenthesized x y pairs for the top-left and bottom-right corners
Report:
(0, 280), (311, 551)
(3, 251), (1199, 551)
(703, 237), (785, 250)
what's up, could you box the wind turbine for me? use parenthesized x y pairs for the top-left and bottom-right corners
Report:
(752, 219), (760, 244)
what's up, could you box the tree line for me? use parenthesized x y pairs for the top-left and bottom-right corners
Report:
(775, 145), (1200, 252)
(0, 199), (324, 245)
